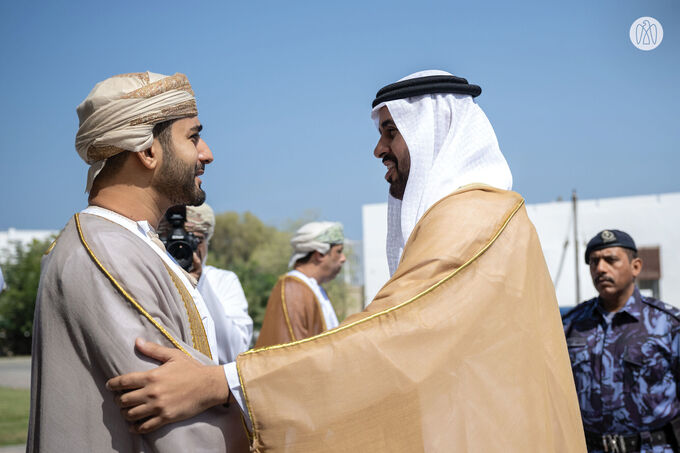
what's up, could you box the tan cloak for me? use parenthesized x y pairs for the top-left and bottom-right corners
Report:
(237, 186), (586, 452)
(255, 275), (326, 347)
(28, 213), (248, 452)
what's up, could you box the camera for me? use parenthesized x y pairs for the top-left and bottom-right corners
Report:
(161, 206), (201, 271)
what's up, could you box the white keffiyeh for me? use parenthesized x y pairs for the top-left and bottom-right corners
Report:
(372, 70), (513, 275)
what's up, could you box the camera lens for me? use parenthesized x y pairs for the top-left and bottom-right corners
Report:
(166, 241), (194, 270)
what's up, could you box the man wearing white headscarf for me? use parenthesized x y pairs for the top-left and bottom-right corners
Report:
(157, 202), (254, 363)
(108, 70), (586, 452)
(255, 221), (345, 347)
(28, 72), (248, 452)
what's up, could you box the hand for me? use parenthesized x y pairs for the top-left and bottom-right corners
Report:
(106, 338), (230, 434)
(189, 252), (202, 281)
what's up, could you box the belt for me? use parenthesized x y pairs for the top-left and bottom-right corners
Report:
(585, 427), (675, 452)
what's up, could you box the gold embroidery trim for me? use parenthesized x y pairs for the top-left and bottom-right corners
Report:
(237, 198), (525, 438)
(162, 262), (212, 360)
(44, 230), (64, 255)
(74, 213), (191, 357)
(279, 277), (296, 341)
(235, 359), (256, 446)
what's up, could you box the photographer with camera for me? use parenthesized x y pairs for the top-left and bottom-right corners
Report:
(158, 203), (253, 364)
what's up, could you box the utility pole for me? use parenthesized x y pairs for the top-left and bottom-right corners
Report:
(572, 190), (581, 305)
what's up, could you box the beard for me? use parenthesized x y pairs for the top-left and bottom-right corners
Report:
(154, 142), (206, 206)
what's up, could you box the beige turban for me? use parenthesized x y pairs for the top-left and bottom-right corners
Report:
(157, 203), (215, 242)
(75, 71), (198, 192)
(289, 221), (344, 268)
(185, 203), (216, 242)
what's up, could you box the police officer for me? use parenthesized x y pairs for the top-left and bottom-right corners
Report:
(563, 229), (680, 452)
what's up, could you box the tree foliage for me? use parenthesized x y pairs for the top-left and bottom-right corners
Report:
(0, 237), (54, 355)
(208, 212), (290, 330)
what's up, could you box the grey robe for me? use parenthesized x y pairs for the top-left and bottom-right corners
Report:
(27, 213), (248, 452)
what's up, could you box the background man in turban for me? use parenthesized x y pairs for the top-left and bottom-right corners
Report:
(109, 70), (586, 452)
(28, 72), (247, 452)
(256, 221), (345, 347)
(158, 202), (253, 363)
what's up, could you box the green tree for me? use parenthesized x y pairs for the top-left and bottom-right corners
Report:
(208, 212), (291, 330)
(0, 237), (54, 355)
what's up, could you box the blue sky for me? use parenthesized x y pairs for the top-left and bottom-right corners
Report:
(0, 0), (677, 240)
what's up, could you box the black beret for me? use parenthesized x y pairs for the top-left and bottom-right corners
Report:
(584, 229), (637, 264)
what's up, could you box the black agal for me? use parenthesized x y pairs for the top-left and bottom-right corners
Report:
(372, 75), (482, 108)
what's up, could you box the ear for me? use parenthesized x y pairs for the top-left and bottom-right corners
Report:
(631, 257), (643, 278)
(136, 139), (162, 170)
(311, 250), (325, 264)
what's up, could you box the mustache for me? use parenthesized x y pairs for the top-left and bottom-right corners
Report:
(382, 155), (397, 165)
(595, 275), (614, 284)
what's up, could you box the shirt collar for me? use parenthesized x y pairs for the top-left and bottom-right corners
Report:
(81, 205), (152, 239)
(595, 287), (643, 322)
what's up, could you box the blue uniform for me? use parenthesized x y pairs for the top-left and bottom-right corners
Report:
(563, 288), (680, 452)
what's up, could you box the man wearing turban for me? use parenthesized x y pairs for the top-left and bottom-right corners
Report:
(27, 72), (248, 452)
(109, 70), (586, 452)
(256, 221), (345, 347)
(157, 203), (254, 364)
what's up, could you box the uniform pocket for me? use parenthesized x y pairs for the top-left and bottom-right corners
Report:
(622, 335), (671, 394)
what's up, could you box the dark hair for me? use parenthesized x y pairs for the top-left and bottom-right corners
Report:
(294, 251), (315, 266)
(624, 248), (638, 261)
(152, 119), (176, 152)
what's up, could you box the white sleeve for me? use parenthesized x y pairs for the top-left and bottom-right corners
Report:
(201, 267), (254, 363)
(224, 362), (251, 429)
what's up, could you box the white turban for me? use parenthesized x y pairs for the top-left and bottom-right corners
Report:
(185, 203), (216, 242)
(372, 69), (513, 275)
(289, 222), (344, 269)
(75, 71), (198, 192)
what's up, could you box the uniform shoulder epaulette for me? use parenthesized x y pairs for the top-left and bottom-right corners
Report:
(641, 297), (680, 323)
(562, 298), (597, 320)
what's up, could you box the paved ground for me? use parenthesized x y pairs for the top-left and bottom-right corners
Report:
(0, 356), (30, 451)
(0, 356), (30, 389)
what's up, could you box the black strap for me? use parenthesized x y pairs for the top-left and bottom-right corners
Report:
(371, 75), (482, 108)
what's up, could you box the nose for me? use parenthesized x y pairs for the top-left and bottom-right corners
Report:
(340, 253), (347, 264)
(592, 258), (609, 278)
(374, 137), (387, 159)
(197, 138), (214, 164)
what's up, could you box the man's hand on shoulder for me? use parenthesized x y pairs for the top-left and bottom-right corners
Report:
(106, 338), (229, 434)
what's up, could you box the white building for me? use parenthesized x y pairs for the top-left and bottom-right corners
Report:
(0, 228), (58, 262)
(362, 192), (680, 308)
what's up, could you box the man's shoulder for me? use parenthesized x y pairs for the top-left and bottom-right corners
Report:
(641, 296), (680, 324)
(281, 273), (315, 296)
(431, 186), (523, 216)
(562, 298), (597, 323)
(47, 213), (159, 274)
(203, 265), (237, 280)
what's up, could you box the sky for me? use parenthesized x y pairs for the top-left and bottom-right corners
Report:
(0, 0), (677, 240)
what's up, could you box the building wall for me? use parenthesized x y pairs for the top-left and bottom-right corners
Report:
(526, 192), (680, 307)
(0, 228), (58, 262)
(362, 203), (389, 305)
(362, 192), (680, 308)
